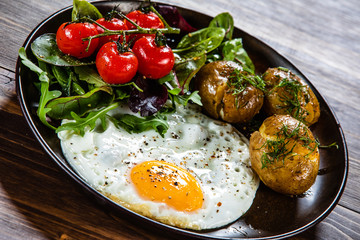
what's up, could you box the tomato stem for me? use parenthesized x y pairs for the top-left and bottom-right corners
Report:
(154, 31), (167, 47)
(115, 32), (132, 53)
(81, 3), (180, 51)
(82, 16), (180, 40)
(148, 5), (172, 30)
(104, 5), (120, 21)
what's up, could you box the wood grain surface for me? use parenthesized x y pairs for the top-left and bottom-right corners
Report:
(1, 0), (359, 239)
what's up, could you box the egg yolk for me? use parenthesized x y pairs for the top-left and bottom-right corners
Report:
(130, 160), (204, 212)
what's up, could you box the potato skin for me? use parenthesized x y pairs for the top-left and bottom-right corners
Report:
(263, 68), (320, 126)
(195, 61), (264, 123)
(249, 115), (320, 195)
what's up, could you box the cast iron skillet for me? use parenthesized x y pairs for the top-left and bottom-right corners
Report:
(15, 1), (348, 239)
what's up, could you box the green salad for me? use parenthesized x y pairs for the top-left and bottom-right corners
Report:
(19, 0), (255, 137)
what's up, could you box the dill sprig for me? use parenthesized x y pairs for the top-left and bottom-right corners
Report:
(272, 75), (311, 123)
(225, 68), (265, 108)
(227, 68), (265, 95)
(260, 122), (319, 168)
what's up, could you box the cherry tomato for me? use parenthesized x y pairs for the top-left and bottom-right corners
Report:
(125, 10), (164, 41)
(95, 17), (128, 48)
(96, 42), (138, 84)
(56, 22), (99, 59)
(132, 36), (174, 79)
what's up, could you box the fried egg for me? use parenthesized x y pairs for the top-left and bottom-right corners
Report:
(58, 104), (259, 230)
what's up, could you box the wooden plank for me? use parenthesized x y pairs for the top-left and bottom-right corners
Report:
(0, 67), (22, 116)
(0, 112), (170, 240)
(295, 205), (360, 240)
(0, 0), (359, 239)
(0, 0), (73, 70)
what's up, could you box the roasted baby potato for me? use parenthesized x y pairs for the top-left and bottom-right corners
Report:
(263, 67), (320, 126)
(194, 61), (264, 123)
(249, 114), (320, 195)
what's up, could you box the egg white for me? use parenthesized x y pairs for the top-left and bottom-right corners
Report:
(58, 103), (259, 230)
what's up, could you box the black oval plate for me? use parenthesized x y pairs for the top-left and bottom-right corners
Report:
(15, 1), (348, 239)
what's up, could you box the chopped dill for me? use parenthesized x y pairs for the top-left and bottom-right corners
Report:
(228, 68), (266, 93)
(272, 75), (311, 123)
(260, 122), (319, 168)
(226, 68), (265, 108)
(319, 142), (339, 149)
(260, 135), (295, 168)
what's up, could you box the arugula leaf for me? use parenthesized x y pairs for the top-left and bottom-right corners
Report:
(38, 60), (54, 77)
(31, 33), (95, 66)
(52, 65), (101, 96)
(114, 88), (130, 101)
(208, 12), (234, 40)
(159, 57), (205, 107)
(161, 72), (202, 107)
(112, 113), (169, 138)
(158, 70), (181, 94)
(158, 71), (177, 85)
(19, 47), (45, 75)
(167, 87), (182, 95)
(51, 65), (72, 96)
(56, 102), (119, 136)
(46, 86), (114, 119)
(171, 90), (202, 106)
(19, 47), (62, 130)
(72, 0), (103, 22)
(38, 73), (63, 129)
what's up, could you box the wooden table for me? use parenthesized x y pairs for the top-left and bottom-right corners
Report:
(1, 0), (359, 239)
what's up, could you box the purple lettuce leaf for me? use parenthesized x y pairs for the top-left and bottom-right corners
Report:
(128, 76), (168, 117)
(155, 5), (197, 33)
